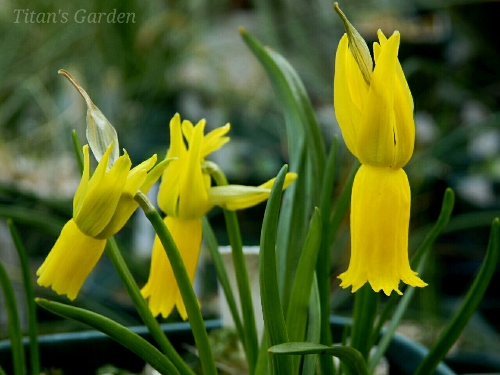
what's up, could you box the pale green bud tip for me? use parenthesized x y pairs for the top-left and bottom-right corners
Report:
(334, 3), (373, 85)
(58, 69), (119, 168)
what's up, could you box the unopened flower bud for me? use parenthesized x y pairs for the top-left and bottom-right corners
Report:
(58, 69), (119, 167)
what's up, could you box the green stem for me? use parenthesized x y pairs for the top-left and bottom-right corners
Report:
(205, 161), (259, 375)
(201, 217), (246, 350)
(350, 284), (378, 361)
(134, 192), (218, 375)
(105, 237), (194, 375)
(7, 220), (40, 375)
(36, 298), (179, 375)
(414, 218), (500, 375)
(0, 260), (26, 375)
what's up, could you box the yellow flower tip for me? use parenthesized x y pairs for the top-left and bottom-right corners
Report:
(339, 165), (427, 295)
(36, 220), (106, 300)
(142, 218), (202, 319)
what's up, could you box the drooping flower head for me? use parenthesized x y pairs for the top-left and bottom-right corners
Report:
(142, 114), (297, 318)
(333, 4), (426, 295)
(37, 143), (167, 299)
(37, 70), (168, 299)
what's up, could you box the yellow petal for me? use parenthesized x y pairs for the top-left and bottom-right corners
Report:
(334, 34), (364, 158)
(338, 165), (426, 295)
(202, 123), (231, 157)
(141, 217), (202, 319)
(375, 30), (415, 168)
(73, 145), (91, 216)
(36, 219), (106, 300)
(74, 144), (131, 237)
(177, 121), (210, 219)
(209, 172), (298, 210)
(357, 32), (400, 167)
(166, 114), (187, 160)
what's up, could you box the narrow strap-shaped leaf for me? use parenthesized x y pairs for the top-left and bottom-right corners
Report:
(240, 29), (326, 318)
(371, 188), (455, 349)
(414, 217), (500, 375)
(286, 208), (322, 343)
(317, 137), (338, 375)
(286, 208), (322, 374)
(302, 277), (322, 375)
(260, 165), (293, 375)
(269, 342), (368, 375)
(135, 192), (218, 375)
(8, 220), (40, 375)
(35, 298), (179, 375)
(239, 29), (326, 184)
(0, 260), (26, 375)
(201, 217), (246, 353)
(0, 205), (64, 237)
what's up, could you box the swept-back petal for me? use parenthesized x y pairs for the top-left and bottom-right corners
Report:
(209, 172), (297, 210)
(74, 145), (131, 237)
(73, 145), (91, 216)
(166, 114), (187, 159)
(98, 154), (167, 239)
(177, 121), (210, 219)
(357, 32), (400, 167)
(142, 217), (202, 319)
(334, 34), (364, 157)
(202, 123), (230, 157)
(36, 219), (106, 300)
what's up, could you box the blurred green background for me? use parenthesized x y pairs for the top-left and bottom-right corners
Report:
(0, 0), (499, 364)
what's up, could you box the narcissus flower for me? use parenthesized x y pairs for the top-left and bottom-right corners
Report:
(37, 143), (167, 299)
(141, 113), (297, 319)
(334, 6), (426, 295)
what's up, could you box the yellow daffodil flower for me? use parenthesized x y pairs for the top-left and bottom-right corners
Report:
(141, 113), (297, 318)
(334, 9), (427, 295)
(37, 143), (167, 300)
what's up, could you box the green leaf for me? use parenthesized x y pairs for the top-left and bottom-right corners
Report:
(414, 217), (500, 375)
(240, 29), (326, 309)
(36, 298), (179, 375)
(269, 342), (368, 375)
(260, 165), (293, 375)
(0, 260), (26, 375)
(317, 137), (339, 375)
(286, 208), (322, 343)
(302, 277), (322, 375)
(285, 208), (322, 374)
(8, 220), (40, 375)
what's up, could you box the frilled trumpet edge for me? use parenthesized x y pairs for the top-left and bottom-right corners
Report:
(338, 165), (427, 295)
(36, 219), (106, 300)
(141, 216), (202, 319)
